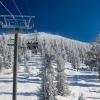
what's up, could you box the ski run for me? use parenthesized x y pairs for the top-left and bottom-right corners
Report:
(0, 32), (99, 100)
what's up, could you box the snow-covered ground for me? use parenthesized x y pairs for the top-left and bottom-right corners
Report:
(0, 52), (42, 100)
(65, 69), (100, 100)
(55, 62), (100, 100)
(0, 52), (100, 100)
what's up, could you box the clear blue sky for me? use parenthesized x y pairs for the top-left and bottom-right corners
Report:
(0, 0), (100, 42)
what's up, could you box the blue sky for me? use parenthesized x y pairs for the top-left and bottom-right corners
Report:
(0, 0), (100, 42)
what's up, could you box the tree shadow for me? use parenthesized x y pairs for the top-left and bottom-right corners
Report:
(86, 97), (100, 99)
(67, 74), (98, 82)
(69, 82), (100, 87)
(0, 91), (42, 97)
(89, 90), (100, 93)
(0, 79), (12, 83)
(0, 72), (41, 84)
(67, 74), (99, 87)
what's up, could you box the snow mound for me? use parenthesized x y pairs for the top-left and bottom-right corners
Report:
(55, 95), (67, 100)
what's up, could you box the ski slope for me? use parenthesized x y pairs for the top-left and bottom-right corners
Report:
(55, 63), (100, 100)
(0, 51), (43, 100)
(0, 51), (99, 100)
(65, 69), (100, 100)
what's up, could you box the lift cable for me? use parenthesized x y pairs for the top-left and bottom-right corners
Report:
(0, 1), (15, 19)
(24, 0), (33, 33)
(12, 0), (33, 33)
(12, 0), (23, 18)
(25, 0), (30, 33)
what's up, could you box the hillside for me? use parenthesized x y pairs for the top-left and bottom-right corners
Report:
(0, 32), (99, 100)
(0, 32), (91, 52)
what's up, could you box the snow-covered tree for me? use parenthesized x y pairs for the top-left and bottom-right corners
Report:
(85, 40), (100, 80)
(0, 54), (3, 70)
(41, 39), (56, 100)
(55, 51), (70, 96)
(51, 40), (70, 96)
(56, 54), (69, 96)
(71, 50), (80, 71)
(0, 35), (11, 68)
(85, 44), (97, 71)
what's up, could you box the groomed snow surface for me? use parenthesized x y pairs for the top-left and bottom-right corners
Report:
(64, 69), (100, 100)
(0, 56), (100, 100)
(0, 67), (41, 100)
(0, 52), (42, 100)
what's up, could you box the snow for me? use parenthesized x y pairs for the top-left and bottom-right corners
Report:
(0, 68), (42, 100)
(55, 69), (100, 100)
(65, 69), (100, 100)
(80, 63), (89, 69)
(0, 58), (100, 100)
(0, 52), (42, 100)
(55, 95), (67, 100)
(0, 32), (91, 53)
(0, 33), (99, 100)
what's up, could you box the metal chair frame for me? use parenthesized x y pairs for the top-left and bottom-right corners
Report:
(0, 15), (35, 29)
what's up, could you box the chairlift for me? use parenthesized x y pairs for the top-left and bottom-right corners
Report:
(7, 38), (27, 48)
(20, 42), (27, 48)
(27, 41), (32, 49)
(26, 39), (38, 54)
(7, 38), (14, 46)
(0, 2), (35, 100)
(0, 15), (35, 29)
(32, 40), (38, 54)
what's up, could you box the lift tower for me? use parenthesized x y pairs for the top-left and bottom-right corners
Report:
(0, 15), (35, 100)
(97, 34), (100, 80)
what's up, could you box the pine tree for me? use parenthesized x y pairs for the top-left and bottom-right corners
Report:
(55, 53), (70, 96)
(53, 41), (70, 96)
(41, 39), (56, 100)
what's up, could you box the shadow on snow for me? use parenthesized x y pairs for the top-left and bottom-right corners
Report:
(0, 92), (42, 96)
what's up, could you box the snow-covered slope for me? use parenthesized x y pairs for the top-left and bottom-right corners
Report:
(0, 32), (98, 100)
(38, 32), (91, 52)
(0, 32), (91, 52)
(55, 69), (100, 100)
(0, 32), (91, 70)
(0, 51), (42, 100)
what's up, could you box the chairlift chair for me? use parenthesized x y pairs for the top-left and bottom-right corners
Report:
(26, 39), (38, 54)
(32, 40), (38, 54)
(7, 38), (15, 46)
(0, 15), (35, 48)
(27, 41), (32, 50)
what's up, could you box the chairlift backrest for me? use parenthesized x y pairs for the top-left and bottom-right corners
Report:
(27, 41), (32, 49)
(7, 38), (14, 46)
(27, 40), (38, 50)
